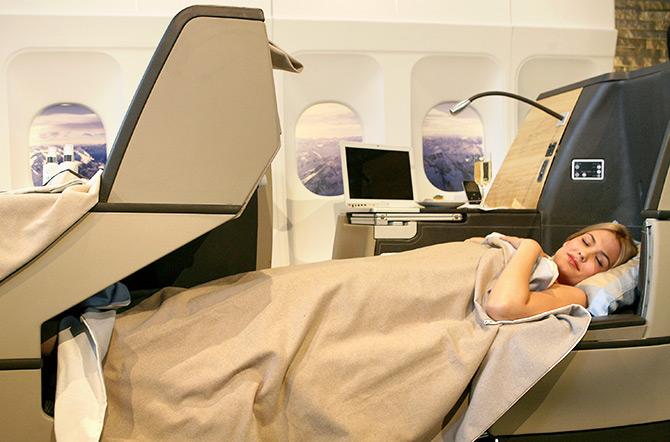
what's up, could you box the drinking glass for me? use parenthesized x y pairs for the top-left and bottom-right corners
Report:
(473, 152), (491, 191)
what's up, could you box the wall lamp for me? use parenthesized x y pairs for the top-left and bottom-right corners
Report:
(449, 90), (568, 125)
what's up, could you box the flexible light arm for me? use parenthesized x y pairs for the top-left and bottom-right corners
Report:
(450, 90), (566, 123)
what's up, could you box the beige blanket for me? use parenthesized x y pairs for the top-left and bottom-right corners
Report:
(0, 171), (101, 282)
(102, 239), (589, 441)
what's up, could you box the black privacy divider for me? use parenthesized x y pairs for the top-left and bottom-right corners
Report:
(121, 192), (260, 302)
(539, 63), (670, 252)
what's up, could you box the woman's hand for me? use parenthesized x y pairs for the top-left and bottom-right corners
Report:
(501, 236), (549, 257)
(500, 235), (524, 249)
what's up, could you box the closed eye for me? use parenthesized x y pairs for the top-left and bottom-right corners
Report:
(588, 233), (612, 268)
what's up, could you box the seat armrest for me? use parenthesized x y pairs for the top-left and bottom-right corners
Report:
(581, 313), (647, 343)
(588, 313), (646, 330)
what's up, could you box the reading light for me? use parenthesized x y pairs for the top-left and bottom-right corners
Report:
(450, 90), (567, 124)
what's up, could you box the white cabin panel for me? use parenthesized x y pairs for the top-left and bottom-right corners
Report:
(273, 0), (397, 21)
(0, 14), (169, 190)
(275, 0), (511, 25)
(396, 0), (510, 25)
(516, 57), (605, 125)
(0, 0), (270, 16)
(282, 53), (384, 264)
(511, 0), (615, 29)
(7, 51), (122, 187)
(511, 26), (617, 130)
(0, 0), (137, 15)
(135, 1), (271, 19)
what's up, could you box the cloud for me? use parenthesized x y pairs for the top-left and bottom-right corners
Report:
(29, 106), (106, 147)
(296, 103), (362, 139)
(294, 101), (483, 141)
(422, 103), (483, 138)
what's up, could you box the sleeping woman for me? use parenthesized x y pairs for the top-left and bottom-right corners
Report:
(101, 222), (638, 441)
(487, 222), (638, 321)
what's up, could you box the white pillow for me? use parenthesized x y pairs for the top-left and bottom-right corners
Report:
(576, 253), (640, 317)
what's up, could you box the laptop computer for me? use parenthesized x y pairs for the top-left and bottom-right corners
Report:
(340, 142), (421, 212)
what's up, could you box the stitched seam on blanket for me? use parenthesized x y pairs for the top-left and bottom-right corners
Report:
(477, 312), (591, 434)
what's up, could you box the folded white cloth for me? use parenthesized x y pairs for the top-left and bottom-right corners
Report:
(55, 312), (115, 442)
(0, 170), (101, 282)
(55, 283), (130, 442)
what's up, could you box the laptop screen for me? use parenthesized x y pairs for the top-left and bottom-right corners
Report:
(344, 146), (414, 200)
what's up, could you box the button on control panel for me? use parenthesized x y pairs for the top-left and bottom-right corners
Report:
(571, 159), (604, 180)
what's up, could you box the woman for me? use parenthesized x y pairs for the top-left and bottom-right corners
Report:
(486, 222), (638, 321)
(101, 222), (638, 441)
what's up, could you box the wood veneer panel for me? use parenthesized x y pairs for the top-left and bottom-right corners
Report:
(484, 88), (582, 209)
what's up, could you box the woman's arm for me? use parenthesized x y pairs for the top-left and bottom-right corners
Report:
(485, 238), (587, 321)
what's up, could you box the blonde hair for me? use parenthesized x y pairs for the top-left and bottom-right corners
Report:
(566, 222), (638, 268)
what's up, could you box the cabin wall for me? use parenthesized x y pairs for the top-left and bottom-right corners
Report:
(272, 0), (615, 264)
(0, 0), (616, 267)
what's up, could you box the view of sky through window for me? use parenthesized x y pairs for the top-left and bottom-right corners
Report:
(422, 102), (484, 192)
(296, 102), (363, 196)
(29, 103), (107, 186)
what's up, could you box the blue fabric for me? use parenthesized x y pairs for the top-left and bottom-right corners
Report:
(58, 315), (88, 337)
(82, 282), (131, 311)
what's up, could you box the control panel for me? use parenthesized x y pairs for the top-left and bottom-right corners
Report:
(571, 159), (604, 180)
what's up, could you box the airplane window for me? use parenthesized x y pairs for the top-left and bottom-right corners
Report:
(29, 103), (107, 186)
(296, 102), (363, 196)
(422, 102), (484, 192)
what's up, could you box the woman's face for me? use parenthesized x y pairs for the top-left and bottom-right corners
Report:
(554, 229), (621, 286)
